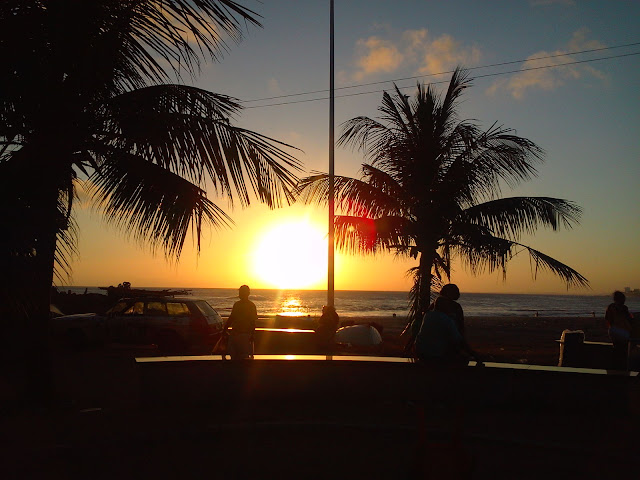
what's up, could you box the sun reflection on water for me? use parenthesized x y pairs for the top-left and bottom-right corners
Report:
(278, 296), (309, 316)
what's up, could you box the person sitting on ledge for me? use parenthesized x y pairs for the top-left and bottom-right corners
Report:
(410, 288), (483, 367)
(314, 305), (339, 352)
(428, 283), (466, 337)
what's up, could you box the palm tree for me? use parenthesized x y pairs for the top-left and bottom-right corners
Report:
(0, 1), (300, 400)
(297, 68), (588, 327)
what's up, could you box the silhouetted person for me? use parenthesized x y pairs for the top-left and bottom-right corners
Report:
(224, 285), (257, 360)
(605, 291), (633, 369)
(408, 285), (482, 366)
(428, 283), (465, 337)
(315, 305), (339, 351)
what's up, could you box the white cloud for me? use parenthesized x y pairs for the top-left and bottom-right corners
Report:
(352, 36), (404, 81)
(410, 31), (482, 75)
(349, 28), (482, 82)
(486, 29), (607, 100)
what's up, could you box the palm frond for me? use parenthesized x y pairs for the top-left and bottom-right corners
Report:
(455, 232), (589, 288)
(337, 116), (394, 165)
(126, 0), (262, 80)
(459, 197), (582, 241)
(334, 215), (410, 255)
(359, 164), (406, 203)
(437, 67), (472, 131)
(405, 266), (443, 332)
(88, 150), (233, 259)
(102, 85), (301, 208)
(469, 125), (544, 190)
(53, 170), (79, 283)
(295, 173), (402, 218)
(379, 87), (415, 140)
(525, 245), (590, 289)
(53, 210), (78, 284)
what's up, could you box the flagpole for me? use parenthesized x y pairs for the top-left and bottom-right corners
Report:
(328, 0), (335, 308)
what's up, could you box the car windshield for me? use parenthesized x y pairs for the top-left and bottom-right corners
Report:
(195, 301), (217, 317)
(107, 301), (131, 315)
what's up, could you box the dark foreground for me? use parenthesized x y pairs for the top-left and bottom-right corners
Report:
(2, 316), (638, 479)
(3, 352), (640, 479)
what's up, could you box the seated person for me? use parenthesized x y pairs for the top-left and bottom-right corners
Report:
(314, 305), (339, 351)
(412, 297), (483, 366)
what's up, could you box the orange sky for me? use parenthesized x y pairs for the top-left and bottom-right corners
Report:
(67, 199), (628, 295)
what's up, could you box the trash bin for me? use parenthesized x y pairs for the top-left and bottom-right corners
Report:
(558, 329), (585, 367)
(628, 338), (640, 371)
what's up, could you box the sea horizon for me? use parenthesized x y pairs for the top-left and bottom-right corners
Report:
(58, 286), (640, 318)
(60, 283), (632, 297)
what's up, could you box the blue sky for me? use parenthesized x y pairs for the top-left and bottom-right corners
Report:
(70, 0), (640, 294)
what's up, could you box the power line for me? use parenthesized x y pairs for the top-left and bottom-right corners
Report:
(242, 41), (640, 103)
(243, 50), (640, 109)
(242, 41), (640, 104)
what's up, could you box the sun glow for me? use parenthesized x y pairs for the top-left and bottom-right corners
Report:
(252, 220), (328, 289)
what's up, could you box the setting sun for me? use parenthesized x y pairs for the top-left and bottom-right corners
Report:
(252, 220), (328, 289)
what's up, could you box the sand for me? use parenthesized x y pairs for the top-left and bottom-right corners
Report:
(346, 314), (610, 366)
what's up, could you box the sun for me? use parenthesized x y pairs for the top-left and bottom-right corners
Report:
(252, 220), (328, 289)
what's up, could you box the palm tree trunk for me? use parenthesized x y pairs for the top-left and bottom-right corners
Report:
(403, 250), (436, 335)
(19, 167), (60, 406)
(24, 222), (57, 405)
(417, 251), (434, 315)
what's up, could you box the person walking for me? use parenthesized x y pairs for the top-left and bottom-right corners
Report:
(224, 285), (257, 360)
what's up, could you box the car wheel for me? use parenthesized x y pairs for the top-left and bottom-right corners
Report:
(155, 330), (186, 355)
(66, 328), (87, 350)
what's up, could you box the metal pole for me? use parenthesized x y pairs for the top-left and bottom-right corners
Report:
(328, 0), (335, 308)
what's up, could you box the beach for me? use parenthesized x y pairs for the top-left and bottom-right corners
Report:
(376, 315), (610, 366)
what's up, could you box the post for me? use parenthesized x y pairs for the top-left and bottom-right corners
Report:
(328, 0), (335, 308)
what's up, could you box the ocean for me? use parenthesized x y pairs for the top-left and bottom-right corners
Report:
(62, 287), (640, 319)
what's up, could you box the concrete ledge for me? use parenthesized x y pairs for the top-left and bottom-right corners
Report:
(135, 355), (637, 413)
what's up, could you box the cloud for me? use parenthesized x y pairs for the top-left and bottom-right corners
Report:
(349, 28), (482, 82)
(353, 36), (404, 81)
(408, 30), (482, 75)
(486, 29), (607, 100)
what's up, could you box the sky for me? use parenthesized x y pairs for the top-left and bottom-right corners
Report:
(66, 0), (640, 295)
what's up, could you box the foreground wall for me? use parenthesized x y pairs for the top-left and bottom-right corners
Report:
(136, 356), (638, 415)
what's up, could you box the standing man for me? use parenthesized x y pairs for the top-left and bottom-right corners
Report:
(605, 291), (633, 369)
(224, 285), (257, 360)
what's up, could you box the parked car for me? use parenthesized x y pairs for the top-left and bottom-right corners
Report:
(51, 312), (105, 349)
(53, 296), (224, 354)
